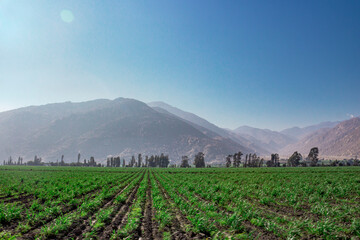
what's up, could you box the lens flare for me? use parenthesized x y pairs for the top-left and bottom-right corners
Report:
(60, 9), (74, 23)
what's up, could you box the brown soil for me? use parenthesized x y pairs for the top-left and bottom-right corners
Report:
(159, 173), (279, 240)
(140, 172), (161, 240)
(97, 172), (146, 240)
(0, 193), (33, 202)
(19, 173), (141, 240)
(65, 172), (145, 240)
(152, 172), (204, 239)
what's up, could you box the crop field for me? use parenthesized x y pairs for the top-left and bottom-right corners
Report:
(0, 167), (359, 239)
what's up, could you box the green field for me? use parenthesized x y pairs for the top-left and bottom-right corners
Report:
(0, 166), (359, 239)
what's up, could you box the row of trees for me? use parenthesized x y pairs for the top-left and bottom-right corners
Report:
(225, 152), (265, 168)
(287, 147), (319, 167)
(48, 155), (100, 167)
(3, 147), (359, 168)
(3, 156), (41, 166)
(3, 156), (24, 166)
(226, 152), (243, 167)
(106, 153), (170, 168)
(179, 152), (210, 168)
(223, 147), (359, 168)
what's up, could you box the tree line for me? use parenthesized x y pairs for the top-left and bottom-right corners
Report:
(2, 147), (359, 167)
(106, 153), (170, 168)
(223, 147), (359, 168)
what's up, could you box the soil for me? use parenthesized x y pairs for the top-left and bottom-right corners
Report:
(152, 172), (204, 239)
(97, 172), (145, 240)
(19, 173), (141, 240)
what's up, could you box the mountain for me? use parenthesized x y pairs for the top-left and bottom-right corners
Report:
(151, 106), (219, 139)
(148, 102), (231, 138)
(0, 98), (251, 164)
(233, 126), (297, 153)
(148, 101), (269, 154)
(281, 121), (340, 140)
(281, 117), (360, 158)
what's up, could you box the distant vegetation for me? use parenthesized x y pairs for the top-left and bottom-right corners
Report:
(3, 147), (359, 168)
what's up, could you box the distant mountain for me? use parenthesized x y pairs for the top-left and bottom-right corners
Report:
(233, 126), (297, 153)
(281, 117), (360, 158)
(148, 101), (268, 154)
(148, 102), (230, 138)
(0, 98), (251, 164)
(281, 121), (340, 140)
(151, 106), (219, 139)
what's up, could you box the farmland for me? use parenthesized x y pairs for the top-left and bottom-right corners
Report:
(0, 167), (359, 239)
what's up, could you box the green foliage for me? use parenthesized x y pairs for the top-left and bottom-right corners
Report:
(0, 203), (22, 224)
(0, 166), (359, 239)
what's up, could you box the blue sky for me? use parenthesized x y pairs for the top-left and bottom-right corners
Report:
(0, 0), (359, 130)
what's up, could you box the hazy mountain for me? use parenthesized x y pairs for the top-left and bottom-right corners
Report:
(148, 102), (230, 138)
(281, 117), (360, 158)
(281, 121), (340, 140)
(233, 126), (297, 153)
(148, 101), (269, 154)
(0, 98), (251, 164)
(151, 106), (219, 139)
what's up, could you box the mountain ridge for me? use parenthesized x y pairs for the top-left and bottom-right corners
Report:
(0, 98), (250, 164)
(280, 117), (360, 158)
(148, 101), (269, 154)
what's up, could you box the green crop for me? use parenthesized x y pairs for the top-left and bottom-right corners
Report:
(0, 166), (359, 239)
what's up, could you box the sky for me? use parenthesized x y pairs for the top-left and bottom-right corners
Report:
(0, 0), (359, 131)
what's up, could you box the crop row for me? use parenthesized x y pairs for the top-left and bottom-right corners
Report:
(0, 166), (359, 239)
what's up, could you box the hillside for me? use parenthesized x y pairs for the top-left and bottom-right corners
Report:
(233, 126), (297, 153)
(281, 117), (360, 158)
(148, 101), (269, 154)
(281, 121), (340, 140)
(0, 98), (250, 164)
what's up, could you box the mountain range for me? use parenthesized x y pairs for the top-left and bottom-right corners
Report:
(280, 121), (340, 140)
(0, 98), (358, 164)
(0, 98), (251, 164)
(281, 117), (360, 158)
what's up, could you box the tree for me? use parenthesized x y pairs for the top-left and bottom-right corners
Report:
(145, 156), (149, 167)
(159, 153), (169, 168)
(233, 152), (242, 167)
(61, 155), (65, 166)
(138, 154), (142, 168)
(226, 155), (232, 168)
(194, 152), (205, 168)
(130, 155), (136, 167)
(247, 153), (261, 167)
(148, 155), (155, 167)
(267, 153), (280, 167)
(89, 156), (96, 167)
(288, 151), (302, 167)
(115, 157), (121, 167)
(78, 153), (81, 164)
(308, 147), (319, 167)
(244, 154), (248, 167)
(180, 156), (190, 168)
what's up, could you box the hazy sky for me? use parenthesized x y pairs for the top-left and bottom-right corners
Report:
(1, 0), (359, 130)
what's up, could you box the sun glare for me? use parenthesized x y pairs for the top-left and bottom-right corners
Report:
(60, 9), (74, 23)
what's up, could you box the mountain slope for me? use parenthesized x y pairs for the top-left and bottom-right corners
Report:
(0, 98), (250, 164)
(281, 117), (360, 158)
(281, 121), (340, 140)
(233, 126), (297, 153)
(148, 101), (269, 154)
(148, 102), (231, 138)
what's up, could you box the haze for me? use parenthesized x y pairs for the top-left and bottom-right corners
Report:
(1, 0), (360, 131)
